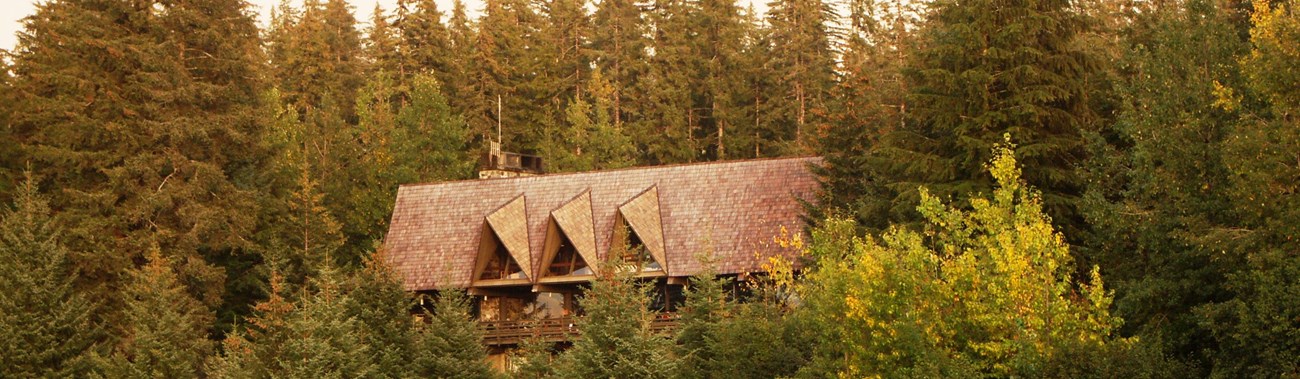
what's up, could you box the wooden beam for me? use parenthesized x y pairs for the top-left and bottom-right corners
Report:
(667, 276), (689, 286)
(531, 284), (586, 294)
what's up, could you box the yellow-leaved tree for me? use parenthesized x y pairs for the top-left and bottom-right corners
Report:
(799, 137), (1181, 378)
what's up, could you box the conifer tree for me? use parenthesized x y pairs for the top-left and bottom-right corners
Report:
(445, 0), (480, 121)
(553, 254), (678, 378)
(511, 337), (557, 379)
(592, 0), (651, 132)
(395, 0), (453, 86)
(210, 267), (377, 378)
(731, 6), (779, 159)
(469, 0), (546, 148)
(344, 249), (418, 378)
(815, 0), (919, 230)
(410, 289), (494, 379)
(764, 0), (837, 154)
(536, 0), (593, 126)
(365, 4), (401, 75)
(546, 69), (637, 172)
(675, 260), (730, 379)
(97, 248), (214, 377)
(641, 0), (704, 164)
(8, 0), (269, 328)
(866, 0), (1097, 238)
(0, 173), (100, 378)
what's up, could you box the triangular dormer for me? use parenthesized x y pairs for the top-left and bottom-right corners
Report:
(539, 191), (599, 282)
(612, 186), (667, 276)
(474, 195), (532, 284)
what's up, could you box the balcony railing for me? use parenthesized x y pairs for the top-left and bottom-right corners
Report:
(480, 313), (681, 346)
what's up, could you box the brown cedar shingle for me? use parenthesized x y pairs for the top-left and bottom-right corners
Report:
(550, 191), (598, 273)
(384, 156), (822, 290)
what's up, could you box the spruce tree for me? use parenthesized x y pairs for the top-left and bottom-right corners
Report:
(764, 0), (837, 154)
(535, 0), (593, 131)
(445, 0), (480, 123)
(344, 249), (418, 378)
(395, 0), (453, 86)
(553, 255), (678, 378)
(675, 260), (730, 379)
(814, 0), (920, 231)
(641, 0), (703, 164)
(97, 248), (214, 377)
(469, 0), (546, 148)
(546, 69), (637, 172)
(592, 0), (650, 131)
(8, 0), (269, 332)
(511, 337), (556, 379)
(410, 289), (494, 379)
(870, 0), (1097, 237)
(365, 4), (401, 76)
(0, 174), (100, 378)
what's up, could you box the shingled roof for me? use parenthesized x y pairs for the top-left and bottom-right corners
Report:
(383, 156), (823, 290)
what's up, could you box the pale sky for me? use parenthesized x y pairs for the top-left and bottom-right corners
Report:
(1, 0), (771, 53)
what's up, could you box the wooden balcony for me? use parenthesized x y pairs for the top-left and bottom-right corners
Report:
(480, 313), (681, 346)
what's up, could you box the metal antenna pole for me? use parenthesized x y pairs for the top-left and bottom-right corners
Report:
(497, 94), (503, 143)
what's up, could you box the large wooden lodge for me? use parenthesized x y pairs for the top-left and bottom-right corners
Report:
(382, 146), (821, 369)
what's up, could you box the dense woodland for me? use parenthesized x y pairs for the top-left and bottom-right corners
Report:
(0, 0), (1297, 376)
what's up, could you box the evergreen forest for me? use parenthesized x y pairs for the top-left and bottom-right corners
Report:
(1, 0), (1298, 377)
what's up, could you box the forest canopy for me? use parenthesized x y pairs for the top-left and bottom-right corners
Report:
(1, 0), (1298, 376)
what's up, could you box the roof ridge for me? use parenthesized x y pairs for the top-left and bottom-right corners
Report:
(400, 156), (822, 189)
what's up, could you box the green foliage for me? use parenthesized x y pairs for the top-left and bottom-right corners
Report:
(209, 268), (376, 378)
(814, 0), (919, 231)
(675, 259), (729, 379)
(343, 249), (419, 378)
(708, 302), (813, 379)
(553, 255), (678, 378)
(510, 337), (556, 379)
(410, 289), (495, 379)
(860, 0), (1096, 238)
(544, 69), (637, 172)
(763, 0), (838, 154)
(801, 142), (1174, 377)
(96, 248), (214, 377)
(0, 174), (100, 378)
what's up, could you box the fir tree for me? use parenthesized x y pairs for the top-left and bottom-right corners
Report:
(344, 249), (418, 378)
(365, 4), (401, 75)
(0, 173), (100, 378)
(553, 254), (678, 378)
(410, 289), (494, 379)
(814, 0), (920, 231)
(592, 0), (650, 131)
(764, 0), (837, 154)
(8, 0), (268, 337)
(97, 248), (214, 377)
(870, 0), (1098, 237)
